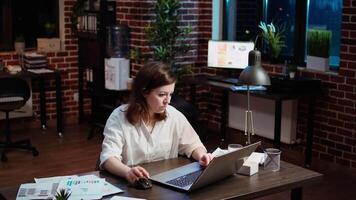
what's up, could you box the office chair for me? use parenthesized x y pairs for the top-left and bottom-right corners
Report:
(171, 94), (207, 141)
(0, 77), (39, 162)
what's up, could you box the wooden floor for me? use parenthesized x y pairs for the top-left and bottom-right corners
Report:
(0, 123), (101, 189)
(1, 122), (356, 200)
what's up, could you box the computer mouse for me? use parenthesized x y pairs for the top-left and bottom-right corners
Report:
(133, 177), (152, 190)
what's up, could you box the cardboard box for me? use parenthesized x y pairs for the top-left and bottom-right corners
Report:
(37, 38), (61, 52)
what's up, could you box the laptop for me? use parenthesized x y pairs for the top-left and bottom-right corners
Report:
(150, 141), (261, 191)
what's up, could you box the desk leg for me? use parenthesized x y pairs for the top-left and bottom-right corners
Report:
(305, 96), (316, 168)
(220, 90), (229, 142)
(56, 72), (63, 137)
(291, 187), (303, 200)
(274, 100), (282, 149)
(39, 77), (47, 130)
(78, 65), (84, 123)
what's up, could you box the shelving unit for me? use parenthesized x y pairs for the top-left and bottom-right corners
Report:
(77, 0), (118, 123)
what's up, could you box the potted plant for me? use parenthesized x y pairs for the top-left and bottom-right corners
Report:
(142, 0), (193, 83)
(287, 62), (297, 79)
(44, 22), (56, 38)
(306, 29), (331, 72)
(258, 21), (286, 63)
(14, 35), (25, 53)
(138, 0), (200, 133)
(55, 189), (71, 200)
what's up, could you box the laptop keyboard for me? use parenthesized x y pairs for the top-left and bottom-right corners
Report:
(166, 170), (202, 187)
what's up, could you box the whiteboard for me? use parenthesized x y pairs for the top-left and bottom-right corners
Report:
(208, 40), (254, 69)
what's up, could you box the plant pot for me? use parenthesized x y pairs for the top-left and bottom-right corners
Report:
(269, 57), (280, 64)
(306, 55), (329, 72)
(14, 42), (25, 53)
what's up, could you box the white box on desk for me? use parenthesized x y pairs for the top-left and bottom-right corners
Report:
(237, 161), (259, 176)
(37, 38), (61, 52)
(237, 152), (264, 176)
(105, 58), (130, 90)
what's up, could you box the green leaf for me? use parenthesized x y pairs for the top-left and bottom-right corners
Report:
(307, 29), (331, 58)
(55, 189), (71, 200)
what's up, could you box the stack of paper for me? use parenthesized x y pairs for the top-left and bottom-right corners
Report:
(16, 174), (123, 200)
(23, 53), (48, 69)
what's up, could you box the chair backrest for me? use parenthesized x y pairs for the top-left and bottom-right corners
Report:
(0, 77), (31, 104)
(170, 94), (200, 129)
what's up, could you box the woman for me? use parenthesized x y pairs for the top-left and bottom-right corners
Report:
(100, 62), (213, 184)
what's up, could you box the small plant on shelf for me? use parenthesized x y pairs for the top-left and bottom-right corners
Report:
(307, 29), (331, 58)
(258, 21), (286, 62)
(15, 35), (25, 43)
(306, 29), (331, 71)
(14, 35), (25, 53)
(55, 189), (71, 200)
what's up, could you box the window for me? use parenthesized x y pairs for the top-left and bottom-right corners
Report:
(0, 0), (59, 51)
(263, 0), (296, 59)
(214, 0), (343, 70)
(224, 0), (262, 41)
(264, 0), (342, 69)
(306, 0), (342, 70)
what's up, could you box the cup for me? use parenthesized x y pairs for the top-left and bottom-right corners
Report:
(228, 144), (244, 172)
(228, 144), (243, 152)
(264, 148), (282, 172)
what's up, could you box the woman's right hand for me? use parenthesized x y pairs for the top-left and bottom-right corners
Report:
(125, 166), (150, 184)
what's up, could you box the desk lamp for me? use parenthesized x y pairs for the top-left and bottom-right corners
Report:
(238, 49), (271, 144)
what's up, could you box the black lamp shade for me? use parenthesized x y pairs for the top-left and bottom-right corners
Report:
(238, 50), (271, 86)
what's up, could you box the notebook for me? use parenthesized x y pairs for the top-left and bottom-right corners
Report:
(149, 141), (261, 191)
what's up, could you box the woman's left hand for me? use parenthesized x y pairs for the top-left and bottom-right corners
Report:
(199, 153), (213, 166)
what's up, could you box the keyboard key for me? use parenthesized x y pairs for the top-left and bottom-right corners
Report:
(166, 170), (202, 187)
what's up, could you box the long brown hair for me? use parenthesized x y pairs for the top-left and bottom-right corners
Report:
(126, 61), (176, 125)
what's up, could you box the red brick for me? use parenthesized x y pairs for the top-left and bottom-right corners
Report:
(348, 61), (356, 69)
(336, 143), (353, 153)
(338, 127), (354, 137)
(320, 124), (337, 132)
(319, 153), (335, 161)
(339, 69), (356, 77)
(338, 113), (355, 122)
(338, 98), (354, 107)
(344, 152), (356, 161)
(336, 158), (351, 167)
(328, 148), (342, 156)
(345, 122), (356, 130)
(338, 84), (354, 92)
(346, 92), (356, 101)
(328, 119), (344, 127)
(328, 133), (344, 142)
(344, 0), (351, 7)
(329, 90), (345, 98)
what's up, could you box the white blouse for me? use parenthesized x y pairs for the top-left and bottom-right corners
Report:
(100, 104), (206, 167)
